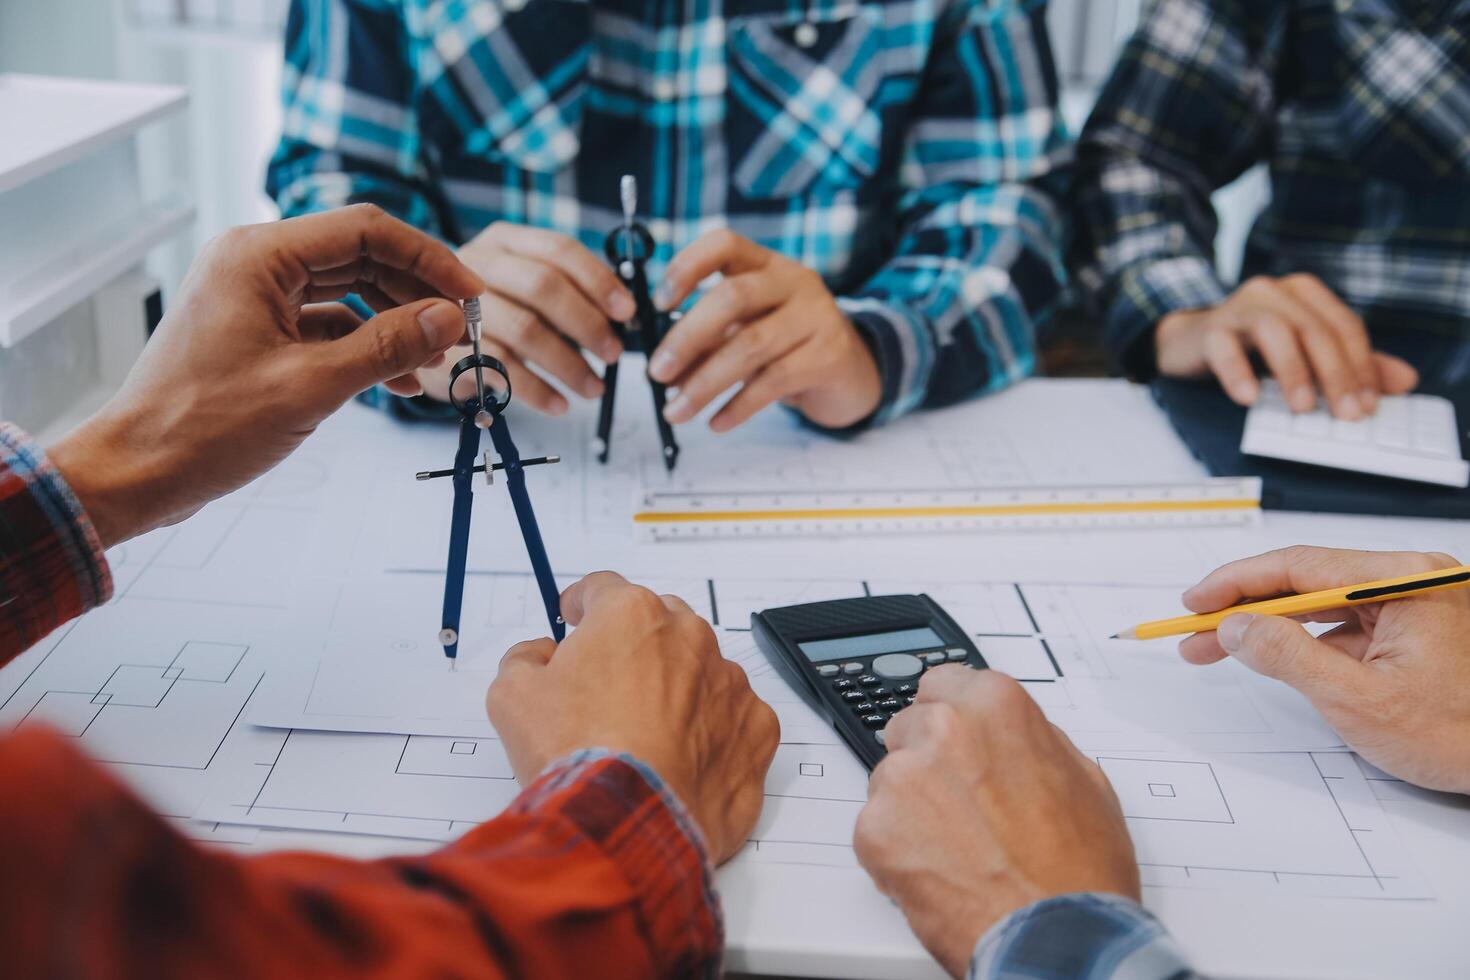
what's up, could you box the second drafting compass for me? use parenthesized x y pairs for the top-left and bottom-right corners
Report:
(595, 175), (681, 471)
(416, 297), (566, 666)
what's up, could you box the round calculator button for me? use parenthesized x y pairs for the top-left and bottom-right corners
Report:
(817, 664), (840, 677)
(842, 662), (864, 675)
(872, 653), (923, 680)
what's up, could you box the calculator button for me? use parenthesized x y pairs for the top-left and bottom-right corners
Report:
(895, 683), (917, 696)
(842, 662), (864, 675)
(861, 714), (887, 729)
(903, 695), (916, 705)
(872, 653), (923, 680)
(855, 702), (876, 714)
(858, 674), (882, 688)
(924, 652), (947, 666)
(817, 664), (840, 677)
(877, 698), (902, 712)
(869, 687), (890, 699)
(841, 690), (866, 704)
(874, 730), (887, 746)
(833, 678), (856, 691)
(946, 648), (968, 662)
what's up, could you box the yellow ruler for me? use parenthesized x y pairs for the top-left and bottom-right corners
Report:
(634, 478), (1263, 541)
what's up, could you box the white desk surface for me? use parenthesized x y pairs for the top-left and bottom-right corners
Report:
(13, 378), (1470, 978)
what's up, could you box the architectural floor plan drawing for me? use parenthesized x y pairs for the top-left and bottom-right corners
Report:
(250, 570), (1342, 753)
(193, 723), (1429, 900)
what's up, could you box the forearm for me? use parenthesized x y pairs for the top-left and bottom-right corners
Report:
(846, 0), (1067, 423)
(1070, 0), (1283, 378)
(0, 425), (112, 664)
(0, 732), (721, 979)
(970, 894), (1198, 980)
(842, 178), (1066, 423)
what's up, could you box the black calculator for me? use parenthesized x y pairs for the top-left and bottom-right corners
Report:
(751, 595), (987, 769)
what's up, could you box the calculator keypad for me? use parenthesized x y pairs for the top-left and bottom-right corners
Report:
(822, 646), (981, 749)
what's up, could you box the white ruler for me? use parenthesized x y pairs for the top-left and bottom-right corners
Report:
(634, 478), (1263, 541)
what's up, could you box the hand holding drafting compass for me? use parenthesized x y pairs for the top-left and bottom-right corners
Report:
(595, 175), (680, 471)
(416, 297), (565, 665)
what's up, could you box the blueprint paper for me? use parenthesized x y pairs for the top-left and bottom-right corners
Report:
(250, 570), (1344, 754)
(195, 728), (1429, 900)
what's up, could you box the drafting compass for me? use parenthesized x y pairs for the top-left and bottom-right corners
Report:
(416, 297), (566, 665)
(594, 174), (680, 471)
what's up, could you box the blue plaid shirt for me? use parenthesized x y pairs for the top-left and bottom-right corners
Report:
(1071, 0), (1470, 384)
(268, 0), (1070, 423)
(971, 894), (1197, 980)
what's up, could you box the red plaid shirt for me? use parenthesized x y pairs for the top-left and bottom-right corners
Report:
(0, 423), (722, 978)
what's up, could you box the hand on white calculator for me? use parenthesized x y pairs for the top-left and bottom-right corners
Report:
(1241, 381), (1470, 488)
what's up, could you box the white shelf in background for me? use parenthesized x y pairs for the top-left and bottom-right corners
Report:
(0, 194), (193, 347)
(0, 73), (186, 195)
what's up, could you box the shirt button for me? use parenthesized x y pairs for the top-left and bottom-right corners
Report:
(652, 78), (676, 101)
(794, 21), (818, 48)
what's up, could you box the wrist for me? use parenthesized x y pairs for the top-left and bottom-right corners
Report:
(48, 410), (167, 548)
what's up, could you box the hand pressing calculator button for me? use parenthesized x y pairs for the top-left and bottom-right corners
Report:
(751, 593), (989, 770)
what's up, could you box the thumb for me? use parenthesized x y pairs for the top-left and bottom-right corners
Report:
(1218, 614), (1364, 703)
(323, 297), (465, 397)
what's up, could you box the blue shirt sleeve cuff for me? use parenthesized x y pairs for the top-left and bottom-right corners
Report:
(970, 893), (1196, 980)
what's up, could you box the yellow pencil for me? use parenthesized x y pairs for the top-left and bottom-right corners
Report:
(1114, 565), (1470, 641)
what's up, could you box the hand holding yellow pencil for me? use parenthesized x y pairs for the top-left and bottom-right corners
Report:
(1115, 564), (1470, 641)
(1136, 547), (1470, 793)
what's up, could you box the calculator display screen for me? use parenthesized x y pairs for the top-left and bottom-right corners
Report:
(798, 627), (945, 663)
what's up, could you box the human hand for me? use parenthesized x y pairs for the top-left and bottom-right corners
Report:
(854, 668), (1138, 978)
(1180, 547), (1470, 792)
(415, 223), (636, 414)
(1155, 274), (1419, 419)
(485, 572), (780, 863)
(48, 205), (483, 547)
(646, 229), (881, 431)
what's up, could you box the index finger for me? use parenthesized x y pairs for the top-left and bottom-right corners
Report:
(658, 229), (771, 312)
(481, 222), (634, 324)
(1181, 547), (1455, 613)
(271, 204), (485, 302)
(558, 571), (635, 627)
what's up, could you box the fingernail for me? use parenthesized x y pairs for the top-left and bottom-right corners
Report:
(1218, 614), (1255, 653)
(654, 281), (676, 311)
(417, 301), (463, 346)
(547, 396), (569, 417)
(664, 393), (690, 423)
(1336, 393), (1362, 420)
(600, 340), (623, 364)
(1289, 388), (1316, 413)
(609, 290), (636, 321)
(1360, 388), (1379, 413)
(581, 376), (604, 399)
(1231, 380), (1260, 405)
(649, 349), (678, 381)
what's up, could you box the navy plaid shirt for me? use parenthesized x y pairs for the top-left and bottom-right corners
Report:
(268, 0), (1071, 424)
(1071, 0), (1470, 383)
